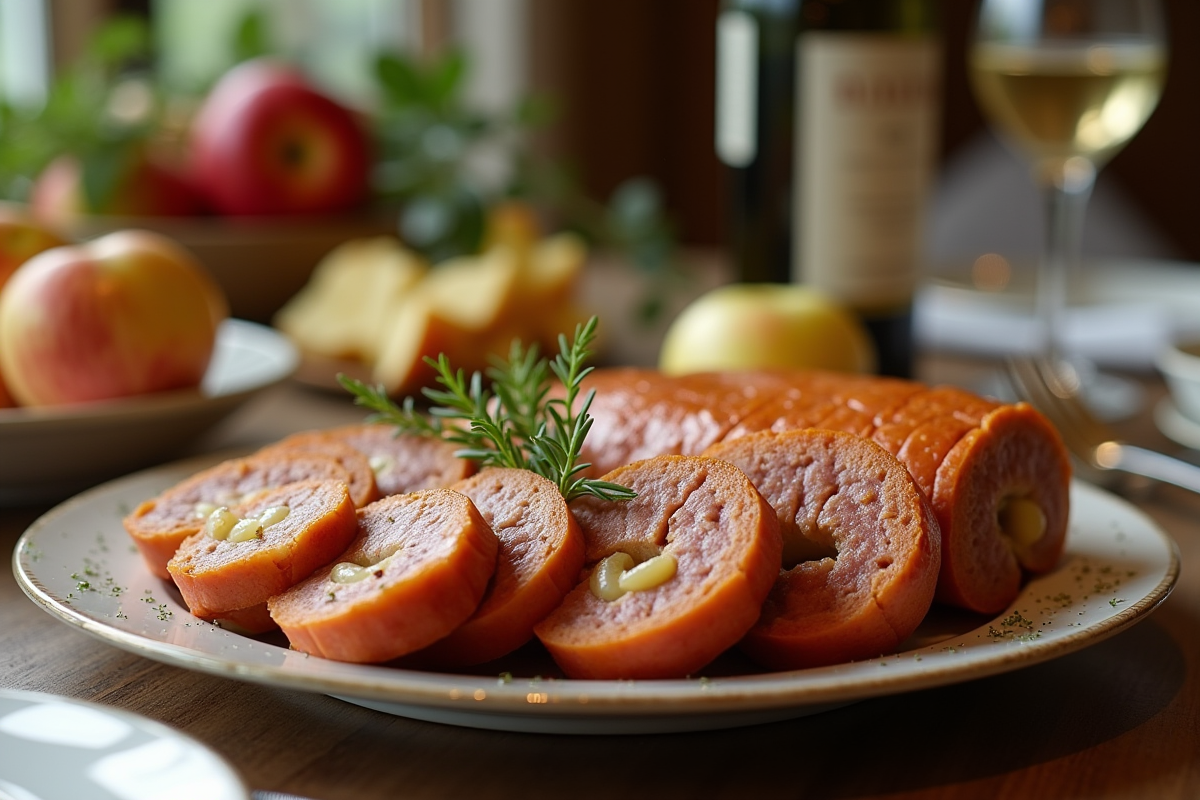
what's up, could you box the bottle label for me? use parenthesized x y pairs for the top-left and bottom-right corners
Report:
(793, 33), (940, 310)
(715, 10), (759, 168)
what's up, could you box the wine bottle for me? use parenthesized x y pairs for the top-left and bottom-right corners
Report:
(715, 0), (800, 283)
(792, 0), (941, 377)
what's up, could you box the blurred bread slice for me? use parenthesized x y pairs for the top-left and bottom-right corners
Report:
(274, 237), (427, 362)
(277, 214), (594, 397)
(526, 232), (586, 305)
(373, 246), (523, 396)
(416, 245), (522, 332)
(372, 297), (466, 396)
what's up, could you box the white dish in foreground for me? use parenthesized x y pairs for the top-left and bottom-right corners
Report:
(13, 458), (1178, 735)
(0, 319), (298, 505)
(0, 688), (248, 800)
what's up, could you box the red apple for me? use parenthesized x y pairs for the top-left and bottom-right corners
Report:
(0, 229), (228, 407)
(30, 150), (206, 227)
(188, 58), (370, 216)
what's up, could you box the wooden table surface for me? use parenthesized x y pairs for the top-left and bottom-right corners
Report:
(3, 359), (1199, 800)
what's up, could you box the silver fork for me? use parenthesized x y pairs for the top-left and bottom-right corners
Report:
(1005, 356), (1200, 494)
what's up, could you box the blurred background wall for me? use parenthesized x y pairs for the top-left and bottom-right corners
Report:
(11, 0), (1198, 264)
(526, 0), (1197, 266)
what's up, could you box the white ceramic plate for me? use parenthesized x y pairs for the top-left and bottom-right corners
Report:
(0, 319), (297, 505)
(0, 688), (249, 800)
(12, 461), (1178, 735)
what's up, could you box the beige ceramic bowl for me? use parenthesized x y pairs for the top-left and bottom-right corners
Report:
(0, 319), (297, 505)
(56, 211), (398, 323)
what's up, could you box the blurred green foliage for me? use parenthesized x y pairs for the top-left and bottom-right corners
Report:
(370, 49), (491, 264)
(368, 43), (677, 310)
(0, 16), (160, 207)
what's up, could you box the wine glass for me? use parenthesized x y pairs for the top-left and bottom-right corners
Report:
(969, 0), (1167, 417)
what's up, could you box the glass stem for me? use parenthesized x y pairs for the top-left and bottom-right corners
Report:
(1038, 158), (1096, 367)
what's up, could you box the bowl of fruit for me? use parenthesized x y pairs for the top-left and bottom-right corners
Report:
(25, 57), (397, 323)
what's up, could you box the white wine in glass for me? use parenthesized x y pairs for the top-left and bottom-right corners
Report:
(969, 0), (1166, 415)
(971, 41), (1165, 167)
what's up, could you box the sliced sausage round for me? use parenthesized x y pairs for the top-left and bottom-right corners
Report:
(704, 429), (941, 669)
(534, 455), (782, 680)
(268, 489), (498, 663)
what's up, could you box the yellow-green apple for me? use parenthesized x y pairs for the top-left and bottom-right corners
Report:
(30, 150), (205, 228)
(658, 283), (877, 376)
(188, 58), (370, 216)
(0, 229), (228, 407)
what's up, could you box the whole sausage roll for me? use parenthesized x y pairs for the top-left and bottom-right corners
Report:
(576, 368), (1072, 615)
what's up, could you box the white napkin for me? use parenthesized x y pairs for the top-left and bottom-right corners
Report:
(915, 286), (1171, 371)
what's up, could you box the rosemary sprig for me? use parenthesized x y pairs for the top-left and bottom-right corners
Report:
(485, 338), (550, 442)
(337, 316), (635, 503)
(336, 379), (442, 437)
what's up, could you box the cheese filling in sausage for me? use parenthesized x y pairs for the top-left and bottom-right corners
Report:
(329, 548), (403, 584)
(203, 504), (290, 542)
(589, 551), (678, 601)
(998, 495), (1047, 549)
